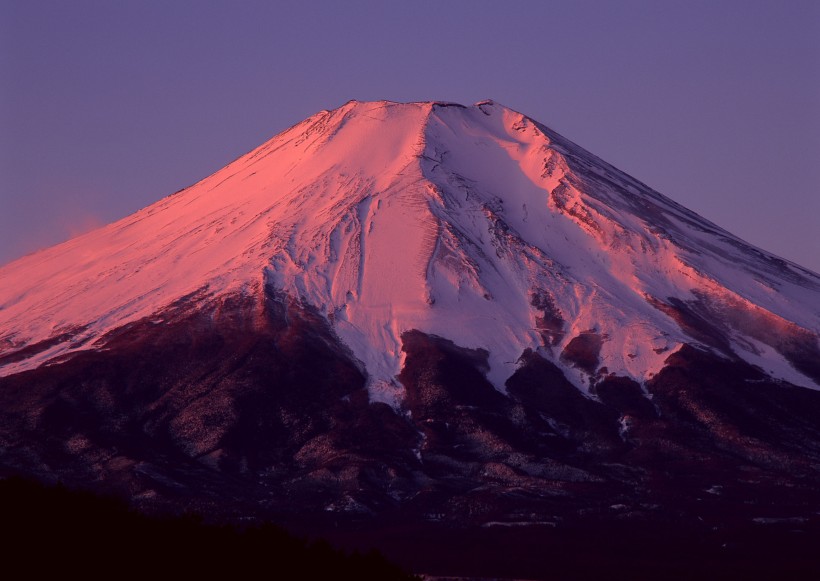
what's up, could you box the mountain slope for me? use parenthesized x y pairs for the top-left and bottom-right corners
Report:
(2, 100), (818, 396)
(2, 100), (820, 578)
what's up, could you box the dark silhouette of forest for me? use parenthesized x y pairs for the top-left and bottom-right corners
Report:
(5, 475), (820, 580)
(0, 476), (418, 580)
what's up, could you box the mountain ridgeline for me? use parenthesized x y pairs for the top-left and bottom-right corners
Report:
(1, 100), (819, 579)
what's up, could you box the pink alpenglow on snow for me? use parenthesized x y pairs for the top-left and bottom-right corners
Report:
(1, 100), (819, 405)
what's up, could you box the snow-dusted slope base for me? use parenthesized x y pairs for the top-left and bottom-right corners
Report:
(1, 100), (819, 398)
(2, 290), (820, 549)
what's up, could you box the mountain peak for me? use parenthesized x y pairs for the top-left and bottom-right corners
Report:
(1, 100), (818, 402)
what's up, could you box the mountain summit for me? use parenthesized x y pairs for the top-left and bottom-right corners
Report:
(2, 101), (820, 577)
(2, 100), (818, 394)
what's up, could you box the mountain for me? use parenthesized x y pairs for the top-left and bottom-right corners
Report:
(2, 100), (820, 578)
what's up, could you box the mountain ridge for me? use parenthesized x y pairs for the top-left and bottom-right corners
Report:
(3, 100), (820, 578)
(2, 99), (818, 397)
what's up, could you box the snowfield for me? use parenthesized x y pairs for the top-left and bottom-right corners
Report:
(1, 99), (819, 398)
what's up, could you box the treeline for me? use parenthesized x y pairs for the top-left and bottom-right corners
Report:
(0, 477), (418, 580)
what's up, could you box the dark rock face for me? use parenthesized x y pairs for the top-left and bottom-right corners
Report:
(2, 289), (820, 578)
(0, 288), (379, 511)
(646, 345), (820, 468)
(560, 331), (604, 374)
(530, 290), (565, 346)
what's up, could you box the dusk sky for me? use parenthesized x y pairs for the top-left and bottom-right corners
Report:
(2, 0), (818, 272)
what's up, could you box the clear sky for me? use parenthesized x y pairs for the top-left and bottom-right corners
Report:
(2, 0), (818, 272)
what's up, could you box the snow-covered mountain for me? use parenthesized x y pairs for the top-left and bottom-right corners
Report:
(2, 99), (818, 394)
(2, 101), (820, 577)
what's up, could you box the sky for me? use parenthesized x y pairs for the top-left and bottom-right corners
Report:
(1, 0), (818, 272)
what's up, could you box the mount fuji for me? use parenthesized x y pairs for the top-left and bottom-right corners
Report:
(2, 100), (820, 577)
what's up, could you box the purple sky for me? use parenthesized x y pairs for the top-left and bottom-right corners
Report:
(2, 0), (818, 272)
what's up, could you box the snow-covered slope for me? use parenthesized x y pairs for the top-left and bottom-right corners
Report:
(1, 100), (819, 399)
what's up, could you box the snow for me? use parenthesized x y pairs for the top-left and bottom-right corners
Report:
(1, 99), (819, 400)
(734, 336), (818, 390)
